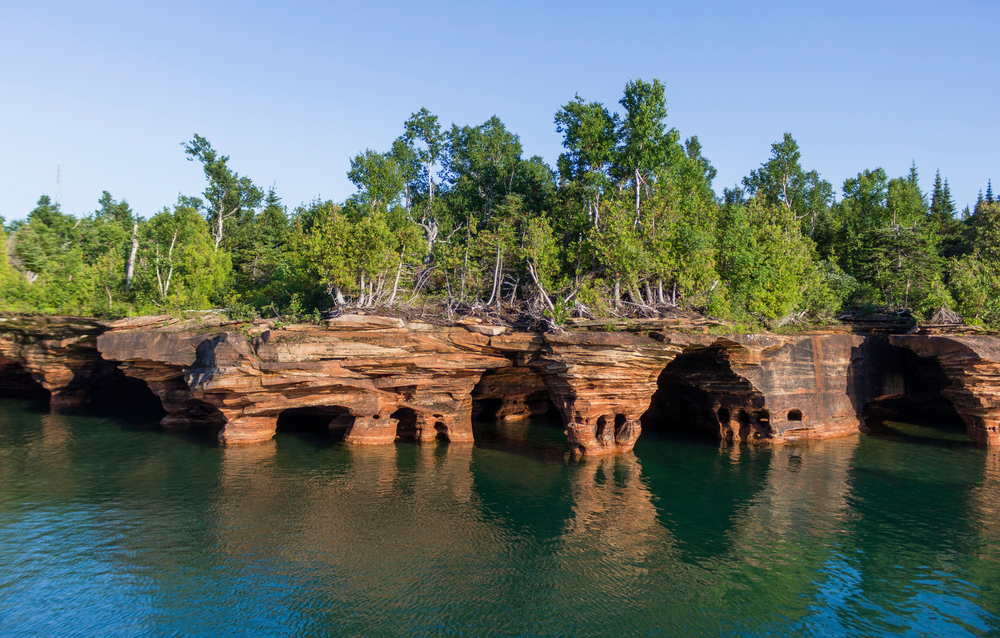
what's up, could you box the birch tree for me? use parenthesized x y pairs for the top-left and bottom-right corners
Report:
(182, 135), (263, 252)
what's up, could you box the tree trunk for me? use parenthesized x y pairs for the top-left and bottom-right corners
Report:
(389, 253), (405, 305)
(125, 222), (138, 292)
(215, 207), (224, 252)
(634, 168), (641, 224)
(527, 262), (555, 314)
(487, 243), (501, 306)
(614, 277), (621, 308)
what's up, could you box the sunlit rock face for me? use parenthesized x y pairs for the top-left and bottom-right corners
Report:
(0, 316), (107, 408)
(890, 335), (1000, 445)
(643, 333), (904, 445)
(6, 313), (998, 453)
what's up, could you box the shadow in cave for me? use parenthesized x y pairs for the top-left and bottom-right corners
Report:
(276, 406), (354, 447)
(84, 365), (167, 426)
(861, 349), (970, 446)
(471, 379), (567, 461)
(641, 346), (766, 444)
(0, 361), (50, 410)
(390, 407), (419, 442)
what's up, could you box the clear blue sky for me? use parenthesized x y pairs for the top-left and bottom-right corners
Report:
(2, 0), (997, 222)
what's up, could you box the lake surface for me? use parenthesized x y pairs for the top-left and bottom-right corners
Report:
(1, 399), (999, 637)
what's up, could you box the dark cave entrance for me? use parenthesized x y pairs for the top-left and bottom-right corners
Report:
(641, 347), (768, 443)
(471, 368), (559, 424)
(390, 407), (419, 441)
(0, 360), (49, 406)
(84, 364), (167, 423)
(276, 406), (355, 442)
(861, 348), (967, 441)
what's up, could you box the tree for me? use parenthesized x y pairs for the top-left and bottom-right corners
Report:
(742, 133), (834, 238)
(139, 198), (231, 309)
(401, 107), (445, 207)
(347, 149), (407, 215)
(950, 202), (1000, 324)
(444, 116), (524, 221)
(182, 135), (264, 251)
(394, 109), (447, 260)
(614, 78), (679, 222)
(554, 95), (618, 226)
(717, 196), (827, 322)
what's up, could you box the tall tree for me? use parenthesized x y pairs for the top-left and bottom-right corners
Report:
(613, 78), (678, 222)
(346, 149), (406, 215)
(444, 116), (524, 221)
(182, 135), (264, 251)
(554, 95), (618, 226)
(742, 133), (833, 238)
(401, 108), (445, 207)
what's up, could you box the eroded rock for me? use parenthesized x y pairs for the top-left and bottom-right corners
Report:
(5, 313), (991, 454)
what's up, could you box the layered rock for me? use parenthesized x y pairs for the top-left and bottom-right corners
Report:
(99, 320), (518, 446)
(6, 313), (990, 454)
(890, 334), (1000, 445)
(537, 331), (680, 455)
(0, 316), (107, 408)
(644, 333), (898, 444)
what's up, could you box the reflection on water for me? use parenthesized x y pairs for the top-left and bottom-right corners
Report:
(1, 398), (999, 637)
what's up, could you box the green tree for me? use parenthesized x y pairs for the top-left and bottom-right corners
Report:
(346, 149), (407, 215)
(555, 95), (618, 226)
(182, 134), (264, 251)
(717, 196), (830, 322)
(742, 133), (834, 239)
(613, 78), (680, 222)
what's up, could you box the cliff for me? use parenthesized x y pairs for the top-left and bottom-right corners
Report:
(890, 334), (1000, 445)
(0, 314), (982, 453)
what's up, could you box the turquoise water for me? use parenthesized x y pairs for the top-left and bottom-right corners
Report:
(1, 400), (999, 637)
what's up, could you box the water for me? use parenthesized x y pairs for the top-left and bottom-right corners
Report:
(1, 400), (999, 637)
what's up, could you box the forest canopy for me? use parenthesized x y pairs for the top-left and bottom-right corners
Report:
(2, 79), (997, 329)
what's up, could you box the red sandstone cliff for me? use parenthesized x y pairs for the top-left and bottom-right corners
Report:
(1, 314), (982, 453)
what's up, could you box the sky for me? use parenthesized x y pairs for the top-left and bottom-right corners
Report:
(1, 0), (998, 222)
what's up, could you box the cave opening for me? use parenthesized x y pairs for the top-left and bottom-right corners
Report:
(471, 369), (559, 424)
(641, 346), (765, 443)
(472, 398), (504, 421)
(391, 407), (419, 441)
(276, 406), (355, 442)
(861, 349), (967, 442)
(0, 360), (49, 406)
(85, 365), (167, 424)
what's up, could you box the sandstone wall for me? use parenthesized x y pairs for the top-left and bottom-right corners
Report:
(0, 314), (977, 453)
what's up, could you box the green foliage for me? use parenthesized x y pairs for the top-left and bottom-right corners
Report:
(949, 202), (1000, 324)
(182, 134), (263, 252)
(3, 88), (988, 330)
(717, 197), (824, 322)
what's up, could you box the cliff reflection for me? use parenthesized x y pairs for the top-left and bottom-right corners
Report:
(636, 435), (774, 561)
(729, 437), (858, 546)
(558, 454), (674, 588)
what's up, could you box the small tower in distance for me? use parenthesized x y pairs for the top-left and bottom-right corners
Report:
(53, 162), (62, 207)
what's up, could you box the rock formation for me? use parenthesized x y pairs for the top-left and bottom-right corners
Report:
(1, 313), (992, 453)
(0, 316), (107, 408)
(890, 334), (1000, 445)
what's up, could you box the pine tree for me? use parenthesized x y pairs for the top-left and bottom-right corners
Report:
(942, 179), (956, 219)
(930, 170), (945, 218)
(986, 180), (995, 204)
